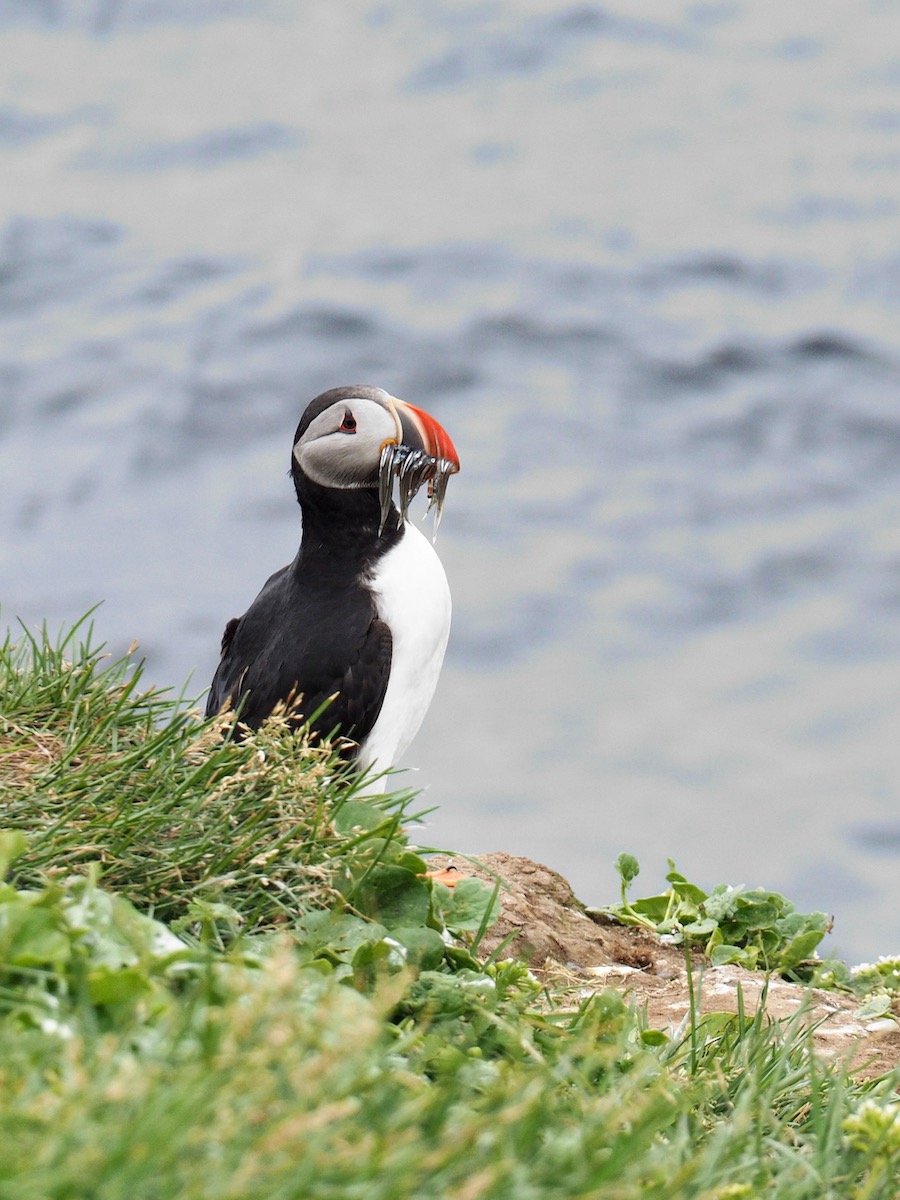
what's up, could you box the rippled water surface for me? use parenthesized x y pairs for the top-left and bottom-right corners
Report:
(2, 1), (900, 961)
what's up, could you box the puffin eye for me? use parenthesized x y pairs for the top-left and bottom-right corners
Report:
(339, 410), (357, 433)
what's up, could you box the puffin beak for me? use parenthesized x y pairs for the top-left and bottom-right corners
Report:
(392, 398), (461, 473)
(378, 395), (460, 535)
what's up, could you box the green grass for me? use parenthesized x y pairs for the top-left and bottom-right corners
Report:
(1, 617), (899, 1199)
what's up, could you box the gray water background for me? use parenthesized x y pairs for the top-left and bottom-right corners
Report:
(2, 0), (900, 963)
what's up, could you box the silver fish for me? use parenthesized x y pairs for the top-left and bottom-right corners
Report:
(377, 443), (455, 538)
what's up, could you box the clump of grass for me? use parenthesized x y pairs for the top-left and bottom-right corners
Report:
(0, 617), (422, 932)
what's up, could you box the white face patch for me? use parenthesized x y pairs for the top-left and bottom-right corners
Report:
(294, 397), (400, 489)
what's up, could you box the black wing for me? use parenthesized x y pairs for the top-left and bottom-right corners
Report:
(205, 568), (392, 755)
(299, 617), (392, 748)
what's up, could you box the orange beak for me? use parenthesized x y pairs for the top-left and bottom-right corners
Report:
(391, 397), (460, 474)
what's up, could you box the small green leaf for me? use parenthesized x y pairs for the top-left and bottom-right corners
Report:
(351, 936), (408, 988)
(640, 1028), (669, 1046)
(332, 801), (389, 835)
(354, 865), (432, 929)
(393, 850), (429, 876)
(709, 943), (758, 969)
(855, 991), (893, 1021)
(615, 853), (640, 887)
(668, 878), (707, 907)
(0, 830), (27, 879)
(627, 895), (670, 922)
(730, 893), (782, 931)
(87, 965), (153, 1006)
(438, 877), (500, 934)
(294, 911), (387, 960)
(0, 906), (71, 967)
(388, 925), (446, 970)
(775, 929), (827, 971)
(681, 917), (719, 940)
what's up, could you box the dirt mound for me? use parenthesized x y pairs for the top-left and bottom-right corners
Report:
(429, 852), (900, 1080)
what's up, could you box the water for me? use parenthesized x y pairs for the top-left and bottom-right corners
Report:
(2, 0), (900, 963)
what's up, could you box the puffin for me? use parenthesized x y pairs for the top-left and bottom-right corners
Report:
(206, 384), (460, 783)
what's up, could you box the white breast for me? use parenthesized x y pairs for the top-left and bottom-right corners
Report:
(359, 522), (452, 784)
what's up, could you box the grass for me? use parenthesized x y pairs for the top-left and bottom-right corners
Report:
(1, 616), (899, 1199)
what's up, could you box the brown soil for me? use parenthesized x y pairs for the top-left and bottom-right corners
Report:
(428, 851), (900, 1081)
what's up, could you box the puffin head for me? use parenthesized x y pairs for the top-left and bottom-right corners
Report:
(291, 385), (460, 534)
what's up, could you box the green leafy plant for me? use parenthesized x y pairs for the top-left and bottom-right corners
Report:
(601, 853), (832, 974)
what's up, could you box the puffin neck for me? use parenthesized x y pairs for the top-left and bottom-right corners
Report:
(294, 476), (404, 567)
